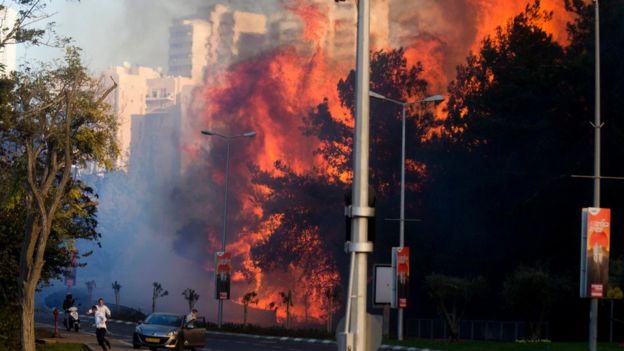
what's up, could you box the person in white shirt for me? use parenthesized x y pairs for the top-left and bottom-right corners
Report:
(185, 309), (198, 323)
(88, 299), (111, 350)
(96, 298), (112, 318)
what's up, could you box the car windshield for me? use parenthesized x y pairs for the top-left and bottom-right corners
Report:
(145, 314), (182, 327)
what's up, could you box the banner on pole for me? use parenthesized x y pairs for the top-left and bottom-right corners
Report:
(580, 208), (610, 299)
(392, 247), (409, 308)
(64, 241), (78, 289)
(215, 251), (231, 300)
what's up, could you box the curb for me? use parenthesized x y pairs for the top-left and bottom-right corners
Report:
(37, 337), (92, 350)
(36, 322), (128, 351)
(206, 330), (335, 344)
(205, 330), (440, 350)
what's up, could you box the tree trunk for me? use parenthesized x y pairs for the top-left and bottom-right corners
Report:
(152, 298), (156, 313)
(19, 215), (48, 351)
(19, 281), (37, 351)
(243, 304), (248, 325)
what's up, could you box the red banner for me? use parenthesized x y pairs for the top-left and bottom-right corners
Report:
(215, 252), (231, 300)
(392, 247), (410, 308)
(64, 249), (78, 288)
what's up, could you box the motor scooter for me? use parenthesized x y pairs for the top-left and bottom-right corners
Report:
(64, 306), (80, 332)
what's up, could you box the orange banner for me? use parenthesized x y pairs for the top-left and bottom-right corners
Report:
(581, 208), (611, 299)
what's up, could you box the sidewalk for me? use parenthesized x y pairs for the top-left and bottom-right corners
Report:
(36, 323), (133, 351)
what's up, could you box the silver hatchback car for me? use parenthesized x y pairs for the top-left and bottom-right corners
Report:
(133, 312), (207, 351)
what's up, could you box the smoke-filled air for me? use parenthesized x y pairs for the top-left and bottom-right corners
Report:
(55, 0), (575, 326)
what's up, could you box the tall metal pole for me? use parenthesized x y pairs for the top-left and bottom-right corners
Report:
(217, 140), (231, 329)
(351, 0), (372, 349)
(589, 1), (601, 350)
(398, 104), (406, 341)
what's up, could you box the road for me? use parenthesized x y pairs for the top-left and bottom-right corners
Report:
(36, 312), (337, 351)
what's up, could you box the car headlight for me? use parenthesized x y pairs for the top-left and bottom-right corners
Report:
(167, 330), (178, 337)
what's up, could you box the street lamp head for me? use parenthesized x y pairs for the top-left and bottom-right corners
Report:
(420, 95), (445, 103)
(243, 131), (257, 138)
(369, 90), (387, 100)
(201, 130), (214, 136)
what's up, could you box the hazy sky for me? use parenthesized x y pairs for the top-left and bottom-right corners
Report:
(20, 0), (201, 72)
(20, 0), (282, 73)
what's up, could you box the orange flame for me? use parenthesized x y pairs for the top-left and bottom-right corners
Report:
(184, 0), (575, 325)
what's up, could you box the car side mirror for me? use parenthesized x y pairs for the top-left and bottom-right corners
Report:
(137, 320), (143, 325)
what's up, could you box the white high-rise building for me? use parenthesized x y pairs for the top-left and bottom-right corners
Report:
(203, 4), (268, 72)
(169, 18), (211, 82)
(371, 0), (390, 50)
(104, 64), (161, 169)
(325, 0), (357, 64)
(0, 7), (17, 75)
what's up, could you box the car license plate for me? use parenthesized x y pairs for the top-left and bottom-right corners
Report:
(145, 337), (160, 343)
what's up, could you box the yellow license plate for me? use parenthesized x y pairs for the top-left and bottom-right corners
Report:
(145, 337), (160, 343)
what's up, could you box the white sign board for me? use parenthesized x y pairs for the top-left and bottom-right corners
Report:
(373, 265), (392, 306)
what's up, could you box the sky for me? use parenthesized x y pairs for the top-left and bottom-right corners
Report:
(21, 0), (282, 73)
(20, 0), (200, 72)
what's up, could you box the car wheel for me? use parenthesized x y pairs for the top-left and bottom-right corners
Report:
(175, 334), (184, 351)
(132, 333), (142, 349)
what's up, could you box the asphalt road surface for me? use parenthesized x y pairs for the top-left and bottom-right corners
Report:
(36, 312), (337, 351)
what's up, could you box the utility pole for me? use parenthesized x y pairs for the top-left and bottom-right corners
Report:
(339, 0), (373, 350)
(589, 1), (601, 350)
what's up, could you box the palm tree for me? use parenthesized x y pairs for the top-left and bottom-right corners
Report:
(279, 290), (293, 329)
(85, 280), (96, 306)
(242, 291), (259, 325)
(182, 288), (200, 311)
(152, 282), (169, 313)
(112, 281), (122, 311)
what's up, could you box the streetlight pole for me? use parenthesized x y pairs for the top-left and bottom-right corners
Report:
(589, 0), (601, 350)
(351, 0), (371, 350)
(201, 129), (256, 328)
(370, 91), (443, 340)
(338, 0), (372, 350)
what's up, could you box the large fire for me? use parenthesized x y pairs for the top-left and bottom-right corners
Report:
(185, 0), (574, 326)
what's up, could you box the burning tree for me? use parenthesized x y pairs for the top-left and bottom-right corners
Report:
(182, 288), (199, 312)
(241, 291), (258, 325)
(247, 48), (432, 321)
(152, 282), (168, 313)
(112, 281), (122, 310)
(85, 280), (96, 305)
